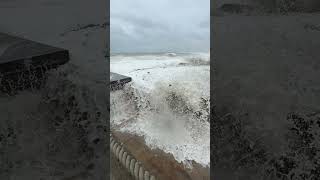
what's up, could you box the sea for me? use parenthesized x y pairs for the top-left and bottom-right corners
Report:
(110, 52), (210, 167)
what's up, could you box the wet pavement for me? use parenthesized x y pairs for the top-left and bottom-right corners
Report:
(111, 131), (210, 180)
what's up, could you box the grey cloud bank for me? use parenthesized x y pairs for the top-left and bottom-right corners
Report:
(111, 0), (209, 53)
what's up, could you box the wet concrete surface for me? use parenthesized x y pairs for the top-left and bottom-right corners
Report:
(112, 131), (210, 180)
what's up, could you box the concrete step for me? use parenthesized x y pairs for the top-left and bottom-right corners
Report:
(110, 72), (131, 91)
(0, 32), (69, 94)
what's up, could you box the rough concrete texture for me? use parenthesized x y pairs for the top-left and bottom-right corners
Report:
(212, 13), (320, 179)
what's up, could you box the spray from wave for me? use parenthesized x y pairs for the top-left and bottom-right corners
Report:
(0, 62), (108, 179)
(110, 53), (210, 167)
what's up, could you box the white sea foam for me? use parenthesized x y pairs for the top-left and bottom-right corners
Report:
(110, 53), (210, 167)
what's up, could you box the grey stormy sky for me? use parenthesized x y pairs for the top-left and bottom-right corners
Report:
(111, 0), (210, 53)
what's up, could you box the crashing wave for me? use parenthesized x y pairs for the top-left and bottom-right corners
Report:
(165, 52), (177, 57)
(0, 63), (107, 179)
(110, 52), (210, 167)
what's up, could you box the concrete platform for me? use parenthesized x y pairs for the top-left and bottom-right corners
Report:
(0, 32), (69, 93)
(110, 72), (132, 91)
(0, 32), (69, 72)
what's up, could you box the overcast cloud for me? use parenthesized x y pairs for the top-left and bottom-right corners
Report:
(111, 0), (210, 53)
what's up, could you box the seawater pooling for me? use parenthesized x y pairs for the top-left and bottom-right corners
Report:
(110, 53), (210, 167)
